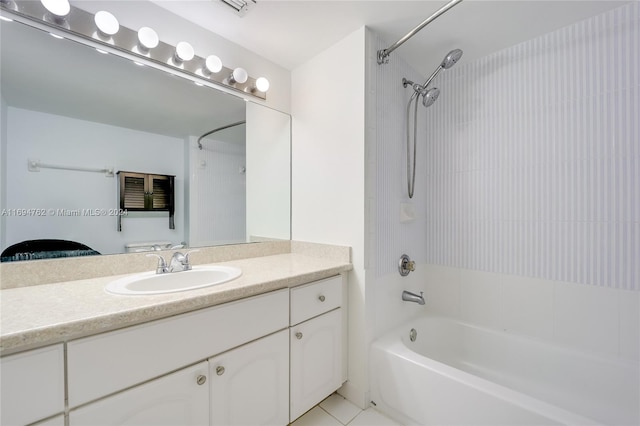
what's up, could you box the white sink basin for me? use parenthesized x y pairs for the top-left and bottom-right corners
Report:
(105, 266), (242, 295)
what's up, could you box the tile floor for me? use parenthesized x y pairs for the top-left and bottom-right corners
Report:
(291, 393), (400, 426)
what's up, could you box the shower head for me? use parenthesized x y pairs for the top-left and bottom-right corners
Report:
(420, 48), (463, 90)
(441, 49), (463, 69)
(422, 87), (440, 107)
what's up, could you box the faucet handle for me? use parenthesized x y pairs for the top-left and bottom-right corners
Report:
(146, 253), (168, 274)
(169, 250), (200, 272)
(183, 249), (200, 263)
(399, 254), (415, 276)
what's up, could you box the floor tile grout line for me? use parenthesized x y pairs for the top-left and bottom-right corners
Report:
(318, 404), (359, 425)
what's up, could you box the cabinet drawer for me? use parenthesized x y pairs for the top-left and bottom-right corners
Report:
(68, 289), (288, 408)
(290, 276), (342, 325)
(0, 344), (65, 426)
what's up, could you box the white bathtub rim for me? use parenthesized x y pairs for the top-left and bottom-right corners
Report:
(371, 327), (602, 426)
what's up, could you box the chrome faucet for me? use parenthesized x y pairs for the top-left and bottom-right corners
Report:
(146, 250), (199, 274)
(402, 290), (425, 305)
(146, 253), (168, 274)
(168, 250), (199, 273)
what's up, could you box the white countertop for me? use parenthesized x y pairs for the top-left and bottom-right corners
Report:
(0, 253), (352, 355)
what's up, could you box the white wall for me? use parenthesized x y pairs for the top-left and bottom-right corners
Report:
(5, 107), (185, 255)
(74, 0), (291, 114)
(246, 102), (291, 241)
(0, 96), (7, 250)
(370, 2), (639, 362)
(292, 27), (368, 407)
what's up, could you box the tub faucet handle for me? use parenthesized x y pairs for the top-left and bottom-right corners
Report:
(399, 254), (415, 276)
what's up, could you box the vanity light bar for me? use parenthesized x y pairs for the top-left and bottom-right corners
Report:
(0, 0), (269, 100)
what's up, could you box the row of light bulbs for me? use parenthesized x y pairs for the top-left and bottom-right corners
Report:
(38, 0), (270, 93)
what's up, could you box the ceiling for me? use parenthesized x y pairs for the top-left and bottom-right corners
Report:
(151, 0), (632, 74)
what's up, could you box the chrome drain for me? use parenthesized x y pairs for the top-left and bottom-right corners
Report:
(409, 328), (417, 342)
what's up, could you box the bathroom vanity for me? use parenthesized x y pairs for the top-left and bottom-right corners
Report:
(0, 245), (351, 426)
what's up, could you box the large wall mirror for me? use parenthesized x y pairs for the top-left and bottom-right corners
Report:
(0, 17), (291, 260)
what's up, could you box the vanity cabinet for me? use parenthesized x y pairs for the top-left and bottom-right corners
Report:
(69, 362), (209, 426)
(209, 329), (289, 426)
(1, 274), (347, 426)
(68, 331), (290, 426)
(67, 289), (288, 408)
(289, 276), (344, 422)
(0, 344), (65, 426)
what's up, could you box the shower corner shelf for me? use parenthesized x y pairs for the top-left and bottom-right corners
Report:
(117, 171), (175, 232)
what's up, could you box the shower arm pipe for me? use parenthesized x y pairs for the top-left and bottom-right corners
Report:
(405, 65), (444, 101)
(377, 0), (463, 65)
(197, 120), (246, 150)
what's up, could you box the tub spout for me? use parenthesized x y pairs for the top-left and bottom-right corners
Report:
(402, 290), (425, 305)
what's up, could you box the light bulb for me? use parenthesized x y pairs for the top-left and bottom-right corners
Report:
(175, 41), (194, 63)
(41, 0), (70, 17)
(229, 67), (248, 85)
(137, 27), (159, 50)
(255, 77), (270, 92)
(95, 11), (119, 37)
(204, 55), (222, 74)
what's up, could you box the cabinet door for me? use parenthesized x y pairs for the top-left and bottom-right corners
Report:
(290, 308), (343, 422)
(147, 174), (173, 210)
(69, 362), (209, 426)
(210, 330), (289, 426)
(0, 345), (65, 426)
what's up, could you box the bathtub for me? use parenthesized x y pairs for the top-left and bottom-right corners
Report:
(370, 315), (639, 425)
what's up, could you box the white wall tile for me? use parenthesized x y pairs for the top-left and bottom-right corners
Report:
(500, 275), (554, 340)
(372, 269), (428, 337)
(424, 264), (461, 318)
(553, 280), (619, 357)
(373, 2), (639, 293)
(619, 290), (640, 362)
(459, 269), (503, 330)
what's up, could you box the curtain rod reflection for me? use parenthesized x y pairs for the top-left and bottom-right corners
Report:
(197, 121), (246, 150)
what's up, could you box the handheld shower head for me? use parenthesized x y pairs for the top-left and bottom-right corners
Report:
(441, 49), (463, 69)
(402, 47), (462, 107)
(420, 48), (462, 90)
(422, 87), (440, 107)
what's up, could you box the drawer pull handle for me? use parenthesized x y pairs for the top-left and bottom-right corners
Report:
(318, 295), (326, 302)
(216, 366), (225, 376)
(196, 375), (207, 385)
(295, 332), (303, 340)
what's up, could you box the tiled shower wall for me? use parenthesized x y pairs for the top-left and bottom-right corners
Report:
(408, 3), (637, 291)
